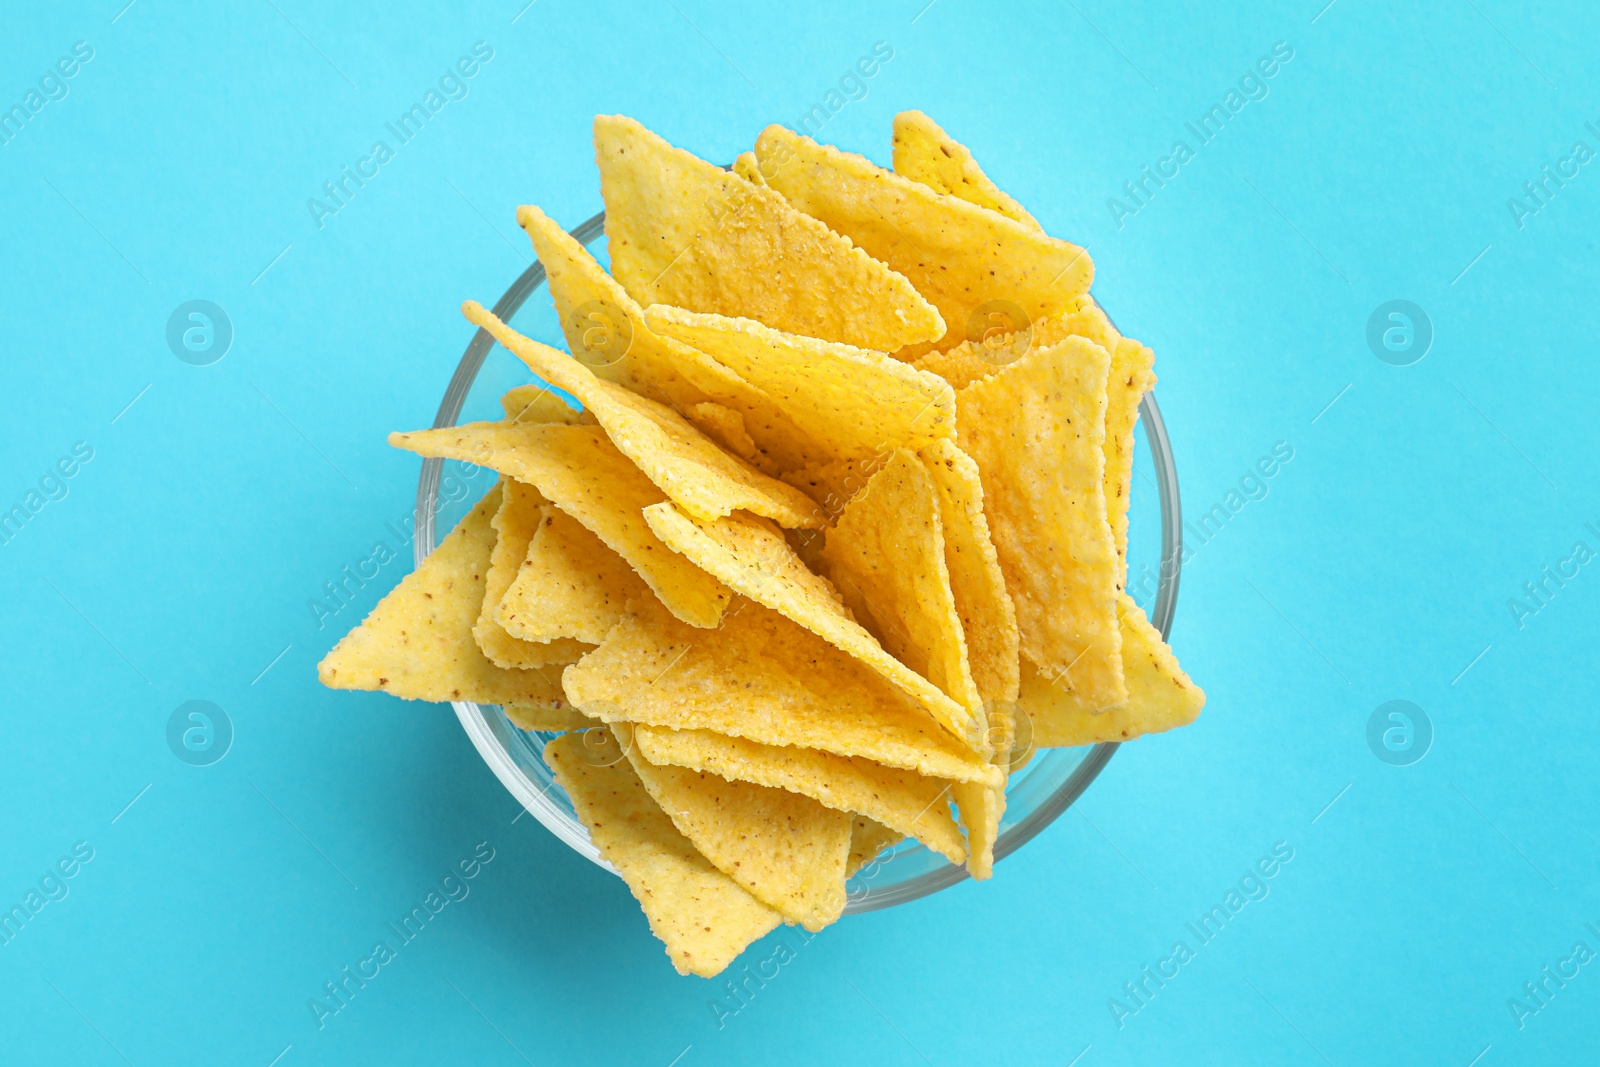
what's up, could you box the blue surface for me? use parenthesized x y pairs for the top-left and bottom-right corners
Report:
(3, 2), (1597, 1064)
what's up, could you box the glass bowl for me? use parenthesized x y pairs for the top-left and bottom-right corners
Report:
(414, 210), (1184, 912)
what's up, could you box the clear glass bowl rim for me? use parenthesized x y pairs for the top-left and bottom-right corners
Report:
(414, 209), (1184, 913)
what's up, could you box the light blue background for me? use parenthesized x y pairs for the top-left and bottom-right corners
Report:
(3, 1), (1597, 1064)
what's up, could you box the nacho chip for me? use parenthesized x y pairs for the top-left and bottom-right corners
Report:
(685, 402), (759, 461)
(891, 110), (1042, 231)
(317, 485), (566, 707)
(732, 151), (765, 186)
(498, 504), (652, 645)
(644, 305), (956, 463)
(754, 125), (1091, 358)
(562, 596), (1003, 787)
(594, 114), (943, 352)
(501, 383), (592, 425)
(952, 781), (1004, 880)
(632, 725), (965, 865)
(1025, 595), (1205, 746)
(956, 336), (1126, 710)
(919, 439), (1020, 758)
(504, 702), (591, 732)
(641, 502), (979, 748)
(464, 301), (821, 529)
(618, 724), (851, 931)
(518, 202), (815, 476)
(389, 422), (731, 628)
(544, 729), (781, 977)
(846, 817), (905, 877)
(817, 451), (986, 744)
(474, 481), (595, 669)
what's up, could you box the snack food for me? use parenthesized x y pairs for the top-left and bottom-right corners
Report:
(319, 112), (1204, 977)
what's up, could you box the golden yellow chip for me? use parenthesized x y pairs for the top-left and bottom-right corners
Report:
(817, 450), (986, 746)
(641, 502), (979, 747)
(497, 504), (651, 646)
(389, 421), (731, 628)
(684, 402), (758, 462)
(464, 301), (821, 529)
(1025, 595), (1204, 745)
(544, 729), (781, 977)
(732, 151), (765, 185)
(753, 125), (1091, 358)
(919, 439), (1020, 749)
(317, 485), (566, 707)
(500, 383), (593, 425)
(632, 725), (966, 865)
(594, 114), (944, 352)
(617, 724), (852, 931)
(956, 336), (1126, 710)
(562, 596), (1003, 787)
(644, 304), (956, 464)
(519, 202), (815, 476)
(891, 110), (1042, 231)
(504, 702), (591, 732)
(846, 817), (905, 877)
(474, 482), (595, 669)
(951, 780), (1005, 880)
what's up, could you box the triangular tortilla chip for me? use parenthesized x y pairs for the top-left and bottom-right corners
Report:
(501, 383), (592, 425)
(732, 151), (765, 185)
(817, 450), (986, 746)
(955, 336), (1126, 710)
(847, 817), (905, 877)
(497, 504), (652, 645)
(474, 481), (595, 668)
(561, 596), (1002, 787)
(595, 114), (943, 352)
(891, 110), (1042, 231)
(617, 724), (851, 931)
(641, 502), (979, 749)
(464, 301), (820, 529)
(1025, 594), (1205, 746)
(516, 204), (817, 476)
(389, 422), (730, 628)
(317, 485), (566, 707)
(951, 781), (1005, 881)
(644, 305), (956, 465)
(754, 125), (1092, 359)
(544, 729), (781, 977)
(632, 725), (965, 864)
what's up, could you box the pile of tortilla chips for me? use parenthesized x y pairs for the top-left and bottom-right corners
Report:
(319, 112), (1205, 978)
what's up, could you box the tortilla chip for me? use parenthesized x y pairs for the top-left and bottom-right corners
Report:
(891, 110), (1042, 231)
(618, 724), (852, 931)
(501, 383), (592, 425)
(317, 485), (566, 707)
(389, 422), (731, 628)
(504, 702), (591, 732)
(464, 301), (821, 529)
(732, 151), (765, 185)
(518, 202), (816, 476)
(632, 725), (965, 864)
(685, 401), (759, 462)
(644, 305), (956, 464)
(594, 114), (943, 352)
(919, 439), (1020, 761)
(1026, 595), (1205, 746)
(562, 596), (1003, 787)
(753, 125), (1091, 358)
(641, 502), (977, 747)
(847, 817), (905, 878)
(544, 730), (781, 977)
(956, 336), (1126, 710)
(817, 451), (986, 746)
(951, 780), (1004, 881)
(498, 504), (652, 645)
(473, 481), (595, 668)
